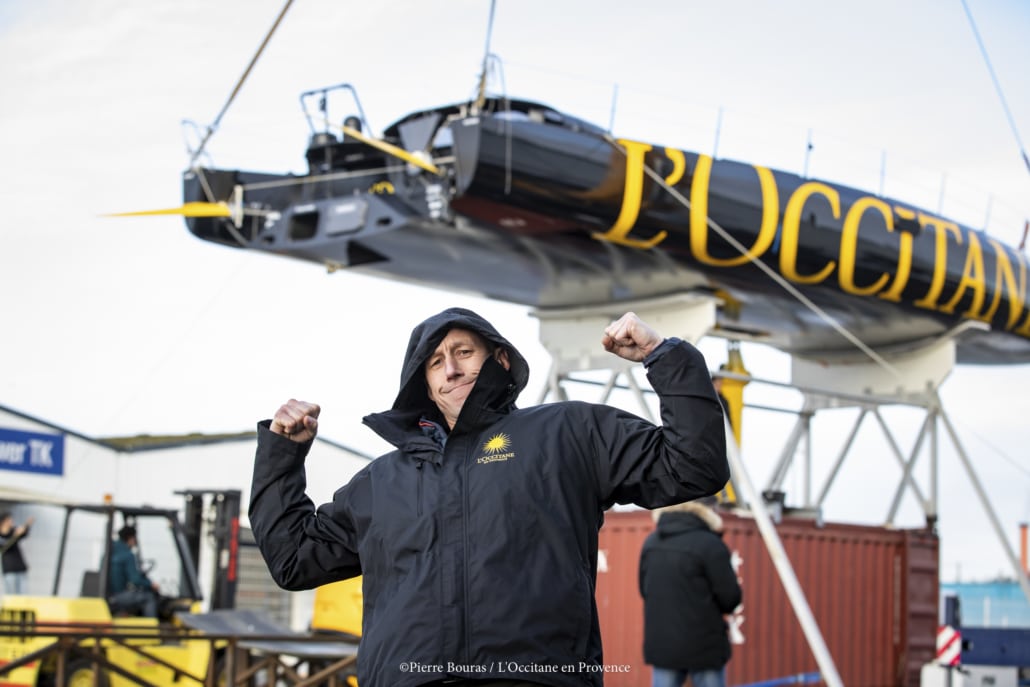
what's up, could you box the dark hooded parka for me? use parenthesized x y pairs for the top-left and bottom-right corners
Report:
(249, 308), (728, 687)
(638, 501), (742, 672)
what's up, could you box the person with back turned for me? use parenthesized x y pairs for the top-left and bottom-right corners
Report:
(639, 497), (742, 687)
(249, 308), (729, 687)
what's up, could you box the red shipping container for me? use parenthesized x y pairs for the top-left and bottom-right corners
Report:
(595, 509), (938, 687)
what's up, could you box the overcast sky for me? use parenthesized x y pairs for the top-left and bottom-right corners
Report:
(2, 0), (1029, 582)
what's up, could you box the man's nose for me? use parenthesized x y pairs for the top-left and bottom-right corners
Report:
(444, 356), (462, 378)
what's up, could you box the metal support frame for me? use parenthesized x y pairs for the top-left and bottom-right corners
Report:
(760, 335), (1030, 606)
(725, 414), (845, 687)
(762, 381), (1030, 607)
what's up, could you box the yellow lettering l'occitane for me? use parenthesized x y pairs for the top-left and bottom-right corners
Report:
(780, 182), (837, 284)
(663, 147), (687, 187)
(914, 216), (962, 310)
(1014, 287), (1030, 336)
(592, 139), (667, 249)
(982, 239), (1028, 329)
(689, 155), (779, 266)
(839, 197), (891, 296)
(940, 231), (987, 317)
(879, 206), (916, 303)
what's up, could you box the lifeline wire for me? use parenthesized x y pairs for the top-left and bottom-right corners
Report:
(188, 0), (296, 168)
(960, 0), (1030, 179)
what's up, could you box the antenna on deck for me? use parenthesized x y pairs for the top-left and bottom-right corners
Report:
(473, 0), (498, 110)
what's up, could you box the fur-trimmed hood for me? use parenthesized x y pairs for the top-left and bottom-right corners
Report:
(653, 499), (724, 534)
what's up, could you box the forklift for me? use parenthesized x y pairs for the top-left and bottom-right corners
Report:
(0, 490), (242, 687)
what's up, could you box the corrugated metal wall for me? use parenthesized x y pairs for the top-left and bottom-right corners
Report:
(596, 509), (938, 687)
(236, 527), (293, 628)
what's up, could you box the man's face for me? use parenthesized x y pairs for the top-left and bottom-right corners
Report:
(425, 328), (509, 428)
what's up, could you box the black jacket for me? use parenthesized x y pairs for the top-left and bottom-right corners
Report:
(0, 524), (29, 574)
(249, 307), (728, 687)
(639, 505), (742, 671)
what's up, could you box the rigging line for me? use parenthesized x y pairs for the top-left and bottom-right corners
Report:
(302, 111), (442, 175)
(601, 133), (902, 379)
(242, 165), (405, 191)
(240, 159), (455, 192)
(188, 0), (296, 168)
(481, 54), (514, 194)
(189, 166), (252, 246)
(949, 413), (1030, 481)
(474, 0), (498, 109)
(190, 166), (231, 223)
(960, 0), (1030, 178)
(192, 166), (218, 201)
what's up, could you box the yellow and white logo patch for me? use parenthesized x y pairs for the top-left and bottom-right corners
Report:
(477, 433), (516, 464)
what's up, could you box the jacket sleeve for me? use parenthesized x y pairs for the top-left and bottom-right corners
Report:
(111, 545), (151, 591)
(596, 338), (729, 508)
(637, 536), (653, 598)
(704, 537), (743, 614)
(129, 556), (152, 589)
(248, 421), (363, 591)
(0, 526), (28, 553)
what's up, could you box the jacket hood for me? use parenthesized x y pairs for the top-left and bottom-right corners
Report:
(654, 500), (724, 534)
(391, 307), (530, 418)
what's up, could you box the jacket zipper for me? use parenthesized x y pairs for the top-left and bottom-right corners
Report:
(461, 436), (473, 666)
(415, 459), (424, 517)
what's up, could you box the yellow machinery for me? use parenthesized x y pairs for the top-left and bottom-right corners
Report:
(310, 577), (363, 640)
(1, 492), (364, 687)
(0, 501), (216, 687)
(716, 341), (749, 504)
(307, 579), (362, 687)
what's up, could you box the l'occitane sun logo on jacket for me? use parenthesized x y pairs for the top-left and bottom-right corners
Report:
(477, 433), (515, 464)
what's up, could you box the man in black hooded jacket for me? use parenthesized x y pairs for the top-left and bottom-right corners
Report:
(249, 308), (728, 687)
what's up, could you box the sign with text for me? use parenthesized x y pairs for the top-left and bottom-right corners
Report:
(0, 428), (65, 476)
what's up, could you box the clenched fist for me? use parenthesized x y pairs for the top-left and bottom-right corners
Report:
(601, 312), (664, 362)
(270, 399), (321, 443)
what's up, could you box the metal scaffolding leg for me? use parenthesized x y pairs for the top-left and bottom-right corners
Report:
(871, 407), (932, 523)
(766, 399), (814, 494)
(771, 339), (1030, 606)
(814, 407), (868, 508)
(939, 405), (1030, 606)
(725, 415), (844, 687)
(885, 409), (935, 524)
